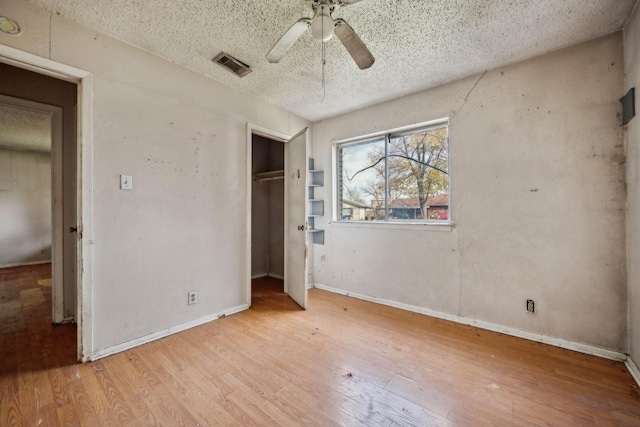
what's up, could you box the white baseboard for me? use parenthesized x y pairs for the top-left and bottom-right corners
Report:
(313, 283), (626, 362)
(626, 356), (640, 387)
(89, 303), (249, 361)
(0, 260), (52, 269)
(54, 316), (75, 325)
(251, 273), (284, 280)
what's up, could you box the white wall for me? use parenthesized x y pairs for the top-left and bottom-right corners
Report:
(0, 148), (51, 267)
(312, 34), (627, 352)
(0, 0), (308, 355)
(625, 3), (640, 365)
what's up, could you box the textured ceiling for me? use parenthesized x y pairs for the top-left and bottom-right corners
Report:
(0, 104), (51, 152)
(26, 0), (638, 121)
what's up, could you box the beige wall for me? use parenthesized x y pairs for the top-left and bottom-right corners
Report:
(625, 3), (640, 365)
(312, 33), (627, 352)
(0, 148), (51, 267)
(0, 0), (308, 355)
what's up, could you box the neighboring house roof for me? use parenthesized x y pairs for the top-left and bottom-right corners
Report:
(389, 195), (449, 208)
(426, 194), (449, 207)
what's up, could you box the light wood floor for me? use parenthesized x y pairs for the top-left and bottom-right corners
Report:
(1, 268), (640, 426)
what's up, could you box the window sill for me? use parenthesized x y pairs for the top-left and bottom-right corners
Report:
(329, 220), (453, 232)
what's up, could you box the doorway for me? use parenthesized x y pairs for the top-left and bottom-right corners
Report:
(0, 91), (78, 367)
(0, 94), (66, 315)
(0, 59), (83, 360)
(246, 126), (309, 310)
(251, 134), (285, 286)
(0, 63), (78, 321)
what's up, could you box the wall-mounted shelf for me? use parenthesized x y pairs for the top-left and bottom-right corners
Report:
(309, 200), (324, 216)
(254, 169), (284, 182)
(308, 159), (324, 245)
(309, 170), (324, 187)
(308, 228), (324, 245)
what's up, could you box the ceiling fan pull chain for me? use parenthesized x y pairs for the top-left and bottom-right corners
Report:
(321, 16), (326, 102)
(321, 42), (326, 102)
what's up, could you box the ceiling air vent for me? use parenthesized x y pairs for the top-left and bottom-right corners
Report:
(213, 52), (252, 78)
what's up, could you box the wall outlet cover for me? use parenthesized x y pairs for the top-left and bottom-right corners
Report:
(188, 291), (197, 305)
(526, 299), (535, 313)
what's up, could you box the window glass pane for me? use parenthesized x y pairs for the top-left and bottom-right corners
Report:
(387, 125), (448, 221)
(338, 138), (385, 221)
(336, 121), (449, 224)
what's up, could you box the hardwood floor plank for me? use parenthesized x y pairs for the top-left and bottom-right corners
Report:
(66, 379), (104, 427)
(78, 374), (119, 426)
(0, 393), (21, 427)
(146, 379), (207, 427)
(225, 391), (283, 426)
(150, 350), (230, 425)
(93, 367), (140, 426)
(0, 370), (18, 401)
(2, 271), (640, 426)
(55, 403), (81, 427)
(36, 403), (61, 427)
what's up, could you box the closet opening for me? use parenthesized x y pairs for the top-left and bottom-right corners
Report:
(251, 134), (285, 300)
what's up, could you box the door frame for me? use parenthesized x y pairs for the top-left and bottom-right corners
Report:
(0, 95), (64, 322)
(245, 124), (290, 307)
(0, 44), (94, 362)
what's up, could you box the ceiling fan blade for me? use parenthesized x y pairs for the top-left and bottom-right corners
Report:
(266, 18), (311, 63)
(334, 19), (374, 70)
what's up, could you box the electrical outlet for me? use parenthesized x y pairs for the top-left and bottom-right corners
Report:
(188, 291), (197, 305)
(526, 299), (535, 313)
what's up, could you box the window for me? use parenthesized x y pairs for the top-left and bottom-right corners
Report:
(336, 121), (449, 223)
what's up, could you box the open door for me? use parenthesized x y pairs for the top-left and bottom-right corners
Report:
(284, 128), (309, 309)
(0, 94), (67, 322)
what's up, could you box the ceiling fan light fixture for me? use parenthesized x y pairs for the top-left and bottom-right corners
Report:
(266, 0), (373, 69)
(311, 5), (334, 41)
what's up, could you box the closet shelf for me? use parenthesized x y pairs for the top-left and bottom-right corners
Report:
(254, 170), (284, 182)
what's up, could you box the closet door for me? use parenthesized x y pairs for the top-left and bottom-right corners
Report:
(284, 128), (309, 309)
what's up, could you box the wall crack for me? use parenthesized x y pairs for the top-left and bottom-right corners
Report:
(452, 71), (487, 118)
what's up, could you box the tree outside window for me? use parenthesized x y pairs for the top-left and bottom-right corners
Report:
(337, 122), (449, 222)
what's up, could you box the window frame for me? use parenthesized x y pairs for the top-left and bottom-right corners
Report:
(332, 118), (451, 227)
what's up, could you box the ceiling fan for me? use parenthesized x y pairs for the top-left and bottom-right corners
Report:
(266, 0), (375, 70)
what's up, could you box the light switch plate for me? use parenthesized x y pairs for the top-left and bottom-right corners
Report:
(120, 175), (133, 190)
